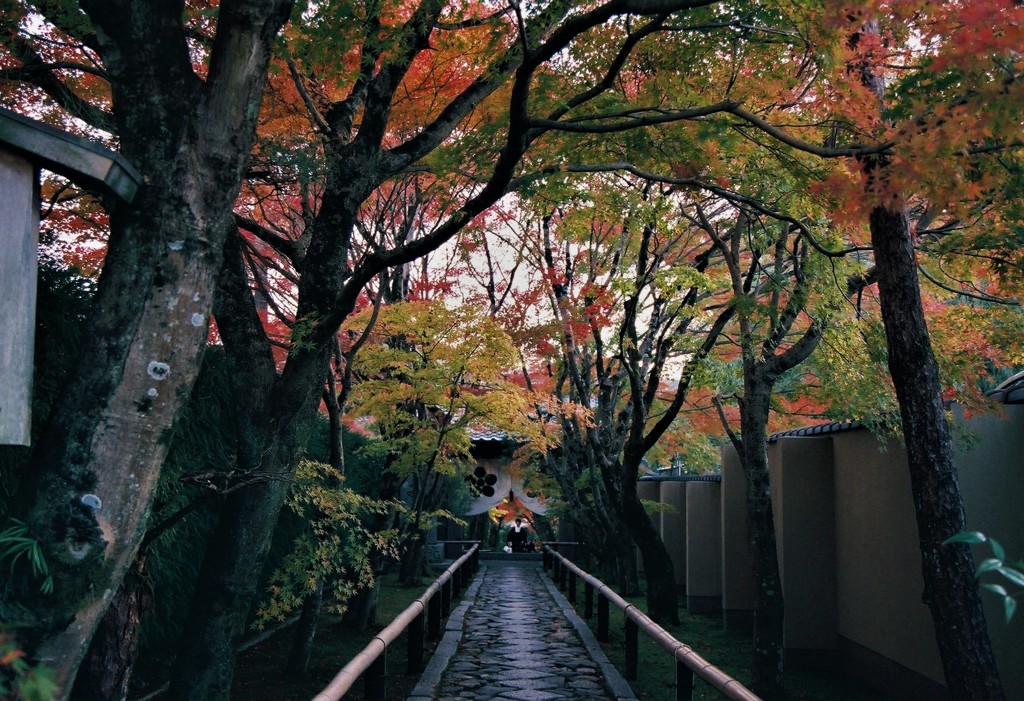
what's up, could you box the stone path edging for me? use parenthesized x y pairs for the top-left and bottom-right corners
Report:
(407, 566), (487, 700)
(538, 569), (637, 701)
(406, 563), (637, 701)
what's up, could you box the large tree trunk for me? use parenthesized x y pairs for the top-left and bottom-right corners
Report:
(168, 168), (380, 700)
(597, 516), (636, 592)
(869, 203), (1004, 700)
(740, 383), (785, 701)
(848, 16), (1004, 693)
(69, 556), (152, 701)
(166, 458), (301, 700)
(2, 4), (294, 697)
(166, 218), (334, 699)
(619, 470), (678, 624)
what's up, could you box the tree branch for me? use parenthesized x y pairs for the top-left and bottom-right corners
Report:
(286, 56), (330, 134)
(235, 213), (305, 267)
(713, 394), (742, 455)
(1, 32), (114, 131)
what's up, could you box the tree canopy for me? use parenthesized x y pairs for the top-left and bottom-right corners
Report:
(1, 1), (1023, 699)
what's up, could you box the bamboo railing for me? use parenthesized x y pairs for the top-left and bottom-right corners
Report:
(311, 543), (480, 701)
(543, 545), (761, 701)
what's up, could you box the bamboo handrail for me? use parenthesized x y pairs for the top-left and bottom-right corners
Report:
(543, 545), (761, 701)
(311, 543), (480, 701)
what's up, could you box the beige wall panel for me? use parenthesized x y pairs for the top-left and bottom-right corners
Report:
(721, 447), (756, 619)
(660, 480), (688, 587)
(775, 437), (837, 650)
(955, 405), (1024, 701)
(686, 481), (722, 601)
(832, 430), (944, 683)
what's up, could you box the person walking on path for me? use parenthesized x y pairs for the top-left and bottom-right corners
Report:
(409, 561), (635, 701)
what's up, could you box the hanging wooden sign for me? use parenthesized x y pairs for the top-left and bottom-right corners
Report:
(0, 148), (38, 445)
(0, 108), (139, 445)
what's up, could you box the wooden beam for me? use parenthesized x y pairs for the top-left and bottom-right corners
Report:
(0, 107), (140, 202)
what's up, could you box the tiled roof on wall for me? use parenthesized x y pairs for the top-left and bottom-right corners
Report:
(986, 370), (1024, 404)
(639, 474), (722, 482)
(769, 419), (864, 442)
(468, 427), (513, 442)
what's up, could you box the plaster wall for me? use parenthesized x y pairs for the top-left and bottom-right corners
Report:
(831, 430), (944, 683)
(637, 479), (661, 510)
(660, 480), (688, 588)
(955, 405), (1024, 700)
(655, 408), (1024, 700)
(721, 449), (756, 628)
(770, 437), (837, 650)
(686, 481), (722, 611)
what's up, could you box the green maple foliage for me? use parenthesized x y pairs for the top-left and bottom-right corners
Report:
(345, 299), (547, 475)
(254, 460), (399, 627)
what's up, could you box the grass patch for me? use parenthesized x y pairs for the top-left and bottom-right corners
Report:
(574, 586), (883, 701)
(230, 574), (451, 701)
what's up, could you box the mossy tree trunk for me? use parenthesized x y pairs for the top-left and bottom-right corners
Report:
(1, 5), (294, 697)
(616, 459), (677, 622)
(851, 18), (1004, 694)
(738, 383), (785, 701)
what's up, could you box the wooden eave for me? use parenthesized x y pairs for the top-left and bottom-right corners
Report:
(0, 106), (140, 202)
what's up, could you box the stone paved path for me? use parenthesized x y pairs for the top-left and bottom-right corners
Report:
(408, 560), (635, 701)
